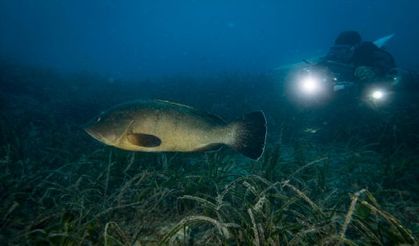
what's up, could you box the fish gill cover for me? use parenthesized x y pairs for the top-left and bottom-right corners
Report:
(0, 0), (418, 245)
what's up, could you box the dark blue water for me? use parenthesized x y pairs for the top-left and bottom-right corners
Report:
(1, 0), (418, 78)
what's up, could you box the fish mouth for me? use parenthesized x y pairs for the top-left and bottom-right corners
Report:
(84, 127), (103, 142)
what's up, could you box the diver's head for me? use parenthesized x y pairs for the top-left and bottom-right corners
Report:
(335, 31), (362, 46)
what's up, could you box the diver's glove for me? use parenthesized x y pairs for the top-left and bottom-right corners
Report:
(354, 66), (377, 83)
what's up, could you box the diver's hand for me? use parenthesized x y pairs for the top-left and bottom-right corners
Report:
(354, 66), (377, 82)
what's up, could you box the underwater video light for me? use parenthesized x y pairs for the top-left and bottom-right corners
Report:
(298, 75), (324, 96)
(371, 90), (385, 100)
(371, 90), (384, 100)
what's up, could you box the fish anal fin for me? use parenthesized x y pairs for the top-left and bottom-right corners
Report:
(127, 133), (161, 147)
(194, 143), (223, 152)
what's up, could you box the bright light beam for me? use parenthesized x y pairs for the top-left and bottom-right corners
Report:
(371, 89), (385, 100)
(299, 76), (322, 96)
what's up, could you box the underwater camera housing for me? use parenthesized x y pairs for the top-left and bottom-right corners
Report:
(287, 65), (344, 104)
(288, 62), (394, 106)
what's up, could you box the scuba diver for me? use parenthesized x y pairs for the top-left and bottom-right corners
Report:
(317, 31), (397, 90)
(289, 31), (419, 103)
(282, 31), (419, 146)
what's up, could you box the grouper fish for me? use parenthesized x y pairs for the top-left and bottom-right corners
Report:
(84, 100), (267, 160)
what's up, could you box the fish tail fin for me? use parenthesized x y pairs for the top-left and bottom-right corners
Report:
(229, 111), (267, 160)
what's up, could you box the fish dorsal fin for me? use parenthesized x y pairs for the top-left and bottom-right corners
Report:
(204, 112), (226, 124)
(127, 133), (161, 147)
(156, 99), (225, 124)
(156, 99), (195, 110)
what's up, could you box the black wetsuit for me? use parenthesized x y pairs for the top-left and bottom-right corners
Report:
(317, 44), (357, 81)
(352, 41), (396, 77)
(318, 41), (396, 83)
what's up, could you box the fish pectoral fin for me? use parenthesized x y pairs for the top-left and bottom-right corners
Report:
(127, 133), (161, 147)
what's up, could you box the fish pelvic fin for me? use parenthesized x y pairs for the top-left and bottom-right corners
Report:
(228, 111), (267, 160)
